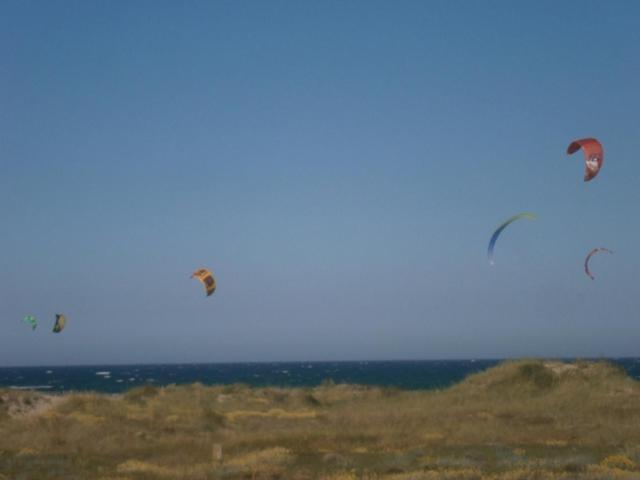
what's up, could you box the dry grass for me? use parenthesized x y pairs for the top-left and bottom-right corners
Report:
(226, 408), (317, 421)
(2, 360), (640, 479)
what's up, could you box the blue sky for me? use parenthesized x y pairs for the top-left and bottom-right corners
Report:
(2, 1), (640, 366)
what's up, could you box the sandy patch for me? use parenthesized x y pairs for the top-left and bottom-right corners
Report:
(1, 392), (64, 418)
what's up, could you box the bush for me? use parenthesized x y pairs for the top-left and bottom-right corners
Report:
(304, 393), (321, 406)
(517, 363), (558, 389)
(124, 384), (160, 404)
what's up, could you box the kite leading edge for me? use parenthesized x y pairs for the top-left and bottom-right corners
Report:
(488, 213), (537, 265)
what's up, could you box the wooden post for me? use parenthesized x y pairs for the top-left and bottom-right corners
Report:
(212, 443), (223, 464)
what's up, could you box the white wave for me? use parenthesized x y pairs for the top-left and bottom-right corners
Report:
(9, 385), (53, 390)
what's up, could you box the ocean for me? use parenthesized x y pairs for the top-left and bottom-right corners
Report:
(1, 359), (639, 394)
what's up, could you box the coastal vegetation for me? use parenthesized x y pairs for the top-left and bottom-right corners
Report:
(1, 360), (640, 479)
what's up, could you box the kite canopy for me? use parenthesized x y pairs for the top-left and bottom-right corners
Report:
(53, 314), (66, 333)
(584, 247), (613, 280)
(191, 268), (216, 296)
(23, 315), (37, 331)
(567, 138), (603, 182)
(487, 213), (537, 265)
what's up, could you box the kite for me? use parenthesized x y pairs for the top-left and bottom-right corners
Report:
(584, 247), (612, 280)
(191, 268), (216, 296)
(23, 315), (37, 331)
(53, 314), (66, 333)
(567, 138), (603, 182)
(488, 213), (537, 265)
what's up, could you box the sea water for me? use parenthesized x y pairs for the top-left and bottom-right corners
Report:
(1, 359), (639, 393)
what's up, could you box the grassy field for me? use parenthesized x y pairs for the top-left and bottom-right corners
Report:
(2, 360), (640, 479)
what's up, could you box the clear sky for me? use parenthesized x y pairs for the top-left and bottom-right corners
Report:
(2, 1), (640, 366)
